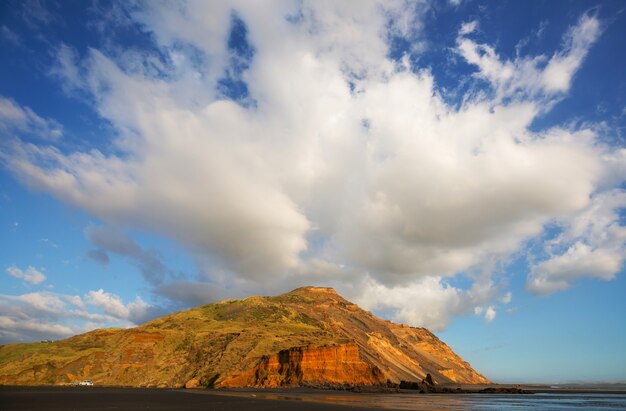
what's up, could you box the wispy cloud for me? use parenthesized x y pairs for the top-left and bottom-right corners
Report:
(18, 0), (62, 29)
(6, 265), (46, 285)
(1, 25), (21, 46)
(484, 306), (496, 323)
(500, 292), (513, 304)
(0, 289), (163, 343)
(0, 97), (63, 140)
(456, 13), (602, 102)
(85, 225), (174, 286)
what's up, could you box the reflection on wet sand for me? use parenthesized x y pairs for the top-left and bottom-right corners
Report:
(198, 389), (626, 410)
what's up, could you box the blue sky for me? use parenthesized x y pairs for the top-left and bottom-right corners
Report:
(1, 0), (625, 383)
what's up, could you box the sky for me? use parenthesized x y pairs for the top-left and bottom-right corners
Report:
(0, 0), (625, 384)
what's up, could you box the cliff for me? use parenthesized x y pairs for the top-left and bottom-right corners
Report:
(0, 286), (489, 387)
(220, 343), (385, 387)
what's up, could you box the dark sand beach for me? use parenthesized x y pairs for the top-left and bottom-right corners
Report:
(0, 386), (381, 411)
(2, 386), (626, 411)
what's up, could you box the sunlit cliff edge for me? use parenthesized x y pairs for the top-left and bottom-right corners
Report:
(0, 286), (489, 388)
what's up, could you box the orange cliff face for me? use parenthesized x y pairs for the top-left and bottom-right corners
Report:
(220, 343), (385, 387)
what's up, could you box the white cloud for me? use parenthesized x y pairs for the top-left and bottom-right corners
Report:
(63, 294), (85, 309)
(0, 289), (162, 343)
(85, 289), (130, 319)
(6, 265), (46, 285)
(459, 20), (478, 35)
(0, 97), (62, 140)
(541, 14), (601, 93)
(1, 25), (21, 45)
(18, 0), (61, 29)
(528, 243), (620, 295)
(12, 292), (67, 314)
(0, 316), (74, 340)
(527, 190), (626, 295)
(456, 13), (601, 102)
(353, 277), (462, 331)
(1, 4), (623, 333)
(0, 291), (94, 343)
(350, 275), (499, 332)
(484, 305), (496, 323)
(85, 289), (158, 325)
(500, 292), (512, 304)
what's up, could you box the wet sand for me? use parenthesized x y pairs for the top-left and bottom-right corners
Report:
(0, 386), (388, 411)
(2, 385), (626, 411)
(200, 387), (626, 410)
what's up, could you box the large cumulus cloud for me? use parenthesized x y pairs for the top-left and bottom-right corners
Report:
(2, 1), (624, 332)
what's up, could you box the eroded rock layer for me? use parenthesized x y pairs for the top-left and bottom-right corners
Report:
(221, 343), (385, 387)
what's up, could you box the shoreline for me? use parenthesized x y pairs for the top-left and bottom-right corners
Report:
(2, 385), (625, 411)
(2, 383), (626, 394)
(436, 383), (626, 395)
(212, 385), (626, 396)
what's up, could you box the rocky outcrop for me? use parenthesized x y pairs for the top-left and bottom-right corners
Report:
(220, 343), (385, 387)
(184, 378), (200, 389)
(478, 387), (530, 394)
(422, 373), (435, 385)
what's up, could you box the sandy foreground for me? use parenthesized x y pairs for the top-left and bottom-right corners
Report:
(0, 386), (381, 411)
(2, 385), (625, 411)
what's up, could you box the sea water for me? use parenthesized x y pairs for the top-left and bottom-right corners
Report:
(237, 391), (626, 410)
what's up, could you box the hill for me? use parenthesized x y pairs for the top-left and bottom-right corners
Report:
(0, 286), (489, 388)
